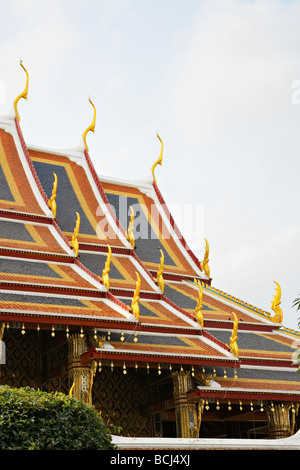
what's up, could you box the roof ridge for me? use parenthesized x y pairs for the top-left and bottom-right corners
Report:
(83, 148), (128, 241)
(197, 280), (300, 338)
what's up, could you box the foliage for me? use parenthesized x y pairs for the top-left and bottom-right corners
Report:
(293, 296), (300, 314)
(0, 385), (118, 450)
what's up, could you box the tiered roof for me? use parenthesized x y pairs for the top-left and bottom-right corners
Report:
(1, 62), (300, 407)
(0, 110), (134, 330)
(28, 122), (236, 369)
(97, 165), (300, 403)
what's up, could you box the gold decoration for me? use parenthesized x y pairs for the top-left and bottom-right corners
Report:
(268, 281), (283, 323)
(14, 61), (29, 122)
(69, 382), (75, 397)
(101, 245), (112, 290)
(126, 206), (135, 248)
(151, 133), (163, 183)
(171, 370), (198, 438)
(197, 398), (205, 434)
(87, 360), (98, 403)
(82, 98), (96, 152)
(194, 279), (204, 328)
(157, 249), (164, 293)
(0, 322), (5, 341)
(131, 272), (141, 321)
(200, 239), (210, 278)
(48, 172), (57, 218)
(90, 334), (106, 349)
(229, 312), (239, 358)
(194, 369), (211, 386)
(70, 212), (80, 257)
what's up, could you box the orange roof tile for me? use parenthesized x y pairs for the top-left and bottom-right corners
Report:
(79, 251), (156, 292)
(29, 150), (126, 248)
(165, 281), (270, 326)
(0, 218), (70, 255)
(0, 291), (132, 322)
(0, 129), (46, 215)
(101, 181), (203, 279)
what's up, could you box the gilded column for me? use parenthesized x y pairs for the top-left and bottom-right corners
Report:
(171, 370), (198, 438)
(265, 402), (293, 439)
(67, 334), (97, 404)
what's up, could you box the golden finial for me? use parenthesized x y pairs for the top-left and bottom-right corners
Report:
(194, 279), (204, 328)
(131, 272), (141, 321)
(82, 98), (96, 152)
(48, 172), (58, 218)
(69, 382), (75, 397)
(126, 206), (135, 249)
(14, 60), (29, 122)
(268, 281), (283, 323)
(229, 312), (239, 358)
(70, 212), (80, 257)
(151, 133), (163, 183)
(101, 245), (112, 290)
(200, 238), (210, 278)
(157, 249), (164, 293)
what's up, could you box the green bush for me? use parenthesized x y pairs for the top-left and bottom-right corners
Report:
(0, 385), (117, 450)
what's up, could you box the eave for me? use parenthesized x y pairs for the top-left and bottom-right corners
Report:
(188, 387), (300, 403)
(202, 319), (277, 333)
(0, 209), (53, 224)
(0, 247), (75, 263)
(81, 347), (239, 368)
(0, 312), (137, 329)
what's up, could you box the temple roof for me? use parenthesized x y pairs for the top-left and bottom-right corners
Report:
(165, 280), (278, 328)
(25, 136), (300, 398)
(28, 137), (225, 342)
(0, 126), (47, 217)
(29, 148), (128, 249)
(100, 175), (206, 282)
(188, 365), (300, 401)
(1, 63), (300, 402)
(0, 103), (233, 367)
(82, 329), (238, 368)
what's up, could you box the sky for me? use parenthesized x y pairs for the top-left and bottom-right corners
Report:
(0, 0), (299, 330)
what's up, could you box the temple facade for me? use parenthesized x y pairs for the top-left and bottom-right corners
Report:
(0, 62), (300, 441)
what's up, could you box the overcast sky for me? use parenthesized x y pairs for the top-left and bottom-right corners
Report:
(0, 0), (299, 330)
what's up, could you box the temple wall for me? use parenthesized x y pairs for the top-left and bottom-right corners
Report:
(0, 329), (152, 438)
(0, 328), (69, 394)
(92, 367), (153, 437)
(0, 328), (40, 389)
